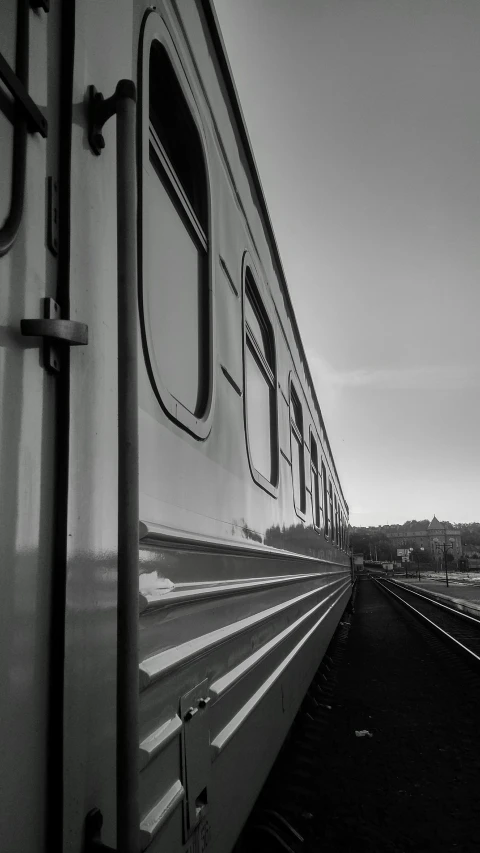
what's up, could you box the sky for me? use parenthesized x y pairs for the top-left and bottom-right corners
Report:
(213, 0), (480, 527)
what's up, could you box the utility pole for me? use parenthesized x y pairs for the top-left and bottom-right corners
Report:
(442, 538), (449, 588)
(416, 546), (424, 582)
(439, 527), (454, 588)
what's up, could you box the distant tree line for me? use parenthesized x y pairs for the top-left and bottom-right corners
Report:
(455, 522), (480, 549)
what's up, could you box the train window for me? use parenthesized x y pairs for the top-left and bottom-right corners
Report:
(334, 497), (337, 543)
(310, 433), (322, 530)
(244, 270), (278, 491)
(328, 480), (334, 542)
(142, 40), (211, 433)
(290, 385), (306, 515)
(334, 495), (338, 545)
(322, 461), (329, 537)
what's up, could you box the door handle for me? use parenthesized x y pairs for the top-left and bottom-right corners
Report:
(21, 297), (88, 372)
(21, 318), (88, 345)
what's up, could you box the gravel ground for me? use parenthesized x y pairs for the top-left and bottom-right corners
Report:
(307, 578), (480, 852)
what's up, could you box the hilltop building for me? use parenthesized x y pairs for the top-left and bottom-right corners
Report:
(385, 516), (462, 558)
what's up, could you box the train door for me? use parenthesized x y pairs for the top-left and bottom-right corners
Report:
(60, 2), (138, 851)
(0, 2), (64, 851)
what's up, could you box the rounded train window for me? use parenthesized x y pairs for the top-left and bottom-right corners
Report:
(310, 432), (323, 531)
(322, 461), (329, 538)
(290, 383), (306, 517)
(140, 34), (212, 437)
(243, 267), (278, 494)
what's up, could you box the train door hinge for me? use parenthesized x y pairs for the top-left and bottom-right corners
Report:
(47, 176), (59, 255)
(21, 297), (88, 373)
(30, 0), (50, 11)
(180, 679), (211, 842)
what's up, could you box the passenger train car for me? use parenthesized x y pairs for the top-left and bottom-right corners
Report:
(0, 2), (351, 851)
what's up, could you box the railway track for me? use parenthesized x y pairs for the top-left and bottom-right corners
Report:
(375, 578), (480, 665)
(237, 579), (480, 853)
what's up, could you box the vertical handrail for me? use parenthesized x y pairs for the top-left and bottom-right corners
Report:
(86, 79), (139, 852)
(115, 82), (140, 853)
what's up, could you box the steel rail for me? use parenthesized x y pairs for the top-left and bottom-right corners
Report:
(381, 579), (480, 625)
(375, 579), (480, 665)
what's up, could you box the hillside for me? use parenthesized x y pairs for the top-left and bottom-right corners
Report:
(350, 520), (480, 560)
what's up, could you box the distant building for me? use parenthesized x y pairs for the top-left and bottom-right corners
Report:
(385, 516), (462, 558)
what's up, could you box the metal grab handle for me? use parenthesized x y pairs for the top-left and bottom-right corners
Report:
(0, 0), (28, 258)
(115, 80), (140, 853)
(86, 79), (140, 853)
(0, 51), (48, 137)
(0, 0), (49, 258)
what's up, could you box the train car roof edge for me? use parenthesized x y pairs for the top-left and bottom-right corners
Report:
(201, 0), (348, 514)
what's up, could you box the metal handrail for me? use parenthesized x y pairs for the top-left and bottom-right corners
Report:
(115, 82), (140, 853)
(0, 0), (28, 257)
(0, 0), (48, 257)
(85, 79), (140, 853)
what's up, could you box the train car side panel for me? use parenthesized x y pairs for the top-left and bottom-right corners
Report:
(0, 4), (60, 850)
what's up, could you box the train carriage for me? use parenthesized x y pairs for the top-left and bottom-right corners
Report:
(0, 2), (350, 852)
